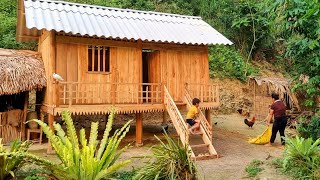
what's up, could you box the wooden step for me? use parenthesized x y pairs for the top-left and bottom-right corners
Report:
(190, 131), (203, 135)
(191, 154), (218, 161)
(174, 101), (187, 106)
(191, 143), (210, 148)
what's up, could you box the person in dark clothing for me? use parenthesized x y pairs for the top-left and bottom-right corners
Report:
(266, 93), (287, 146)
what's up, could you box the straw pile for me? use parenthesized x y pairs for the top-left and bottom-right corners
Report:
(0, 48), (46, 95)
(250, 76), (291, 95)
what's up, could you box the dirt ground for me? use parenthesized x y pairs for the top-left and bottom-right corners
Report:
(28, 112), (293, 180)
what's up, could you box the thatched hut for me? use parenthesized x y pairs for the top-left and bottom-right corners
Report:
(249, 76), (301, 120)
(0, 48), (46, 144)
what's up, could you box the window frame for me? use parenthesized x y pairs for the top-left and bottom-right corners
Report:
(87, 45), (111, 74)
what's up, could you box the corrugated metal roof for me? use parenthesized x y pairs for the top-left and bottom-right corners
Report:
(23, 0), (232, 45)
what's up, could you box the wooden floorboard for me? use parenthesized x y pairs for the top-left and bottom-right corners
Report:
(41, 102), (219, 115)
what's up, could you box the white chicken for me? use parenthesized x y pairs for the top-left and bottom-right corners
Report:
(53, 73), (64, 81)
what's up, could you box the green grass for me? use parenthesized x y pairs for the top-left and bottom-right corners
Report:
(245, 160), (264, 177)
(112, 171), (135, 180)
(271, 158), (283, 169)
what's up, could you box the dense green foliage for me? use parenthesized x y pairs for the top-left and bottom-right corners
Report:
(266, 0), (320, 107)
(28, 110), (131, 180)
(283, 136), (320, 180)
(297, 112), (320, 140)
(0, 0), (36, 50)
(1, 0), (319, 105)
(209, 46), (258, 81)
(134, 132), (198, 180)
(0, 139), (32, 179)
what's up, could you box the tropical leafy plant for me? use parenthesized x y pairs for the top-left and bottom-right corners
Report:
(133, 132), (199, 180)
(283, 136), (320, 180)
(297, 112), (320, 141)
(0, 139), (32, 179)
(28, 110), (131, 180)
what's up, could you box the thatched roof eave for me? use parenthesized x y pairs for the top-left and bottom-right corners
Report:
(0, 48), (46, 95)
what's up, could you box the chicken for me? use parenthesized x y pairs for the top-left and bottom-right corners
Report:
(237, 108), (250, 118)
(53, 73), (64, 81)
(244, 116), (256, 128)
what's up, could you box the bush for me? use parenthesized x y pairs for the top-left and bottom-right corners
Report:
(27, 110), (131, 180)
(283, 136), (320, 180)
(15, 164), (51, 180)
(297, 112), (320, 141)
(209, 46), (258, 81)
(134, 132), (199, 180)
(0, 139), (32, 179)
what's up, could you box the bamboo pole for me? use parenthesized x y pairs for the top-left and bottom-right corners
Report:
(21, 91), (29, 140)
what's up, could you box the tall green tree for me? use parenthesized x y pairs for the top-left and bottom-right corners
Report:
(0, 0), (36, 49)
(266, 0), (320, 107)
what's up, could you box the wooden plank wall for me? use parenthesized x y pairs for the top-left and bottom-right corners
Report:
(38, 31), (56, 106)
(55, 43), (141, 104)
(148, 48), (209, 101)
(51, 36), (208, 105)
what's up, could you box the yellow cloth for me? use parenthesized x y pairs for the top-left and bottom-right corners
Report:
(248, 126), (272, 145)
(186, 106), (199, 119)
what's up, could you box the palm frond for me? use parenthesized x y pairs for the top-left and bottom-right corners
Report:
(97, 111), (115, 159)
(29, 110), (131, 180)
(94, 160), (131, 180)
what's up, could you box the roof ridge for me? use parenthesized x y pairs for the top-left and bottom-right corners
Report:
(26, 0), (202, 19)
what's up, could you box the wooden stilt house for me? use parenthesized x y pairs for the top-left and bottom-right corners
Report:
(16, 0), (232, 159)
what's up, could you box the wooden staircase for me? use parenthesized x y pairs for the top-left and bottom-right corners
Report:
(164, 86), (218, 160)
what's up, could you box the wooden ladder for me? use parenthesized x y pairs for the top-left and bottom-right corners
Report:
(184, 87), (218, 160)
(164, 86), (217, 160)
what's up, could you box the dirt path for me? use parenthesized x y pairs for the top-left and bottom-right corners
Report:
(196, 114), (291, 179)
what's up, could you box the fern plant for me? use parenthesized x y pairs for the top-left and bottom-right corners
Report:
(29, 110), (131, 180)
(0, 139), (32, 179)
(134, 131), (199, 180)
(283, 136), (320, 180)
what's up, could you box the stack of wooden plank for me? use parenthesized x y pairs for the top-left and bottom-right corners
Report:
(0, 110), (23, 144)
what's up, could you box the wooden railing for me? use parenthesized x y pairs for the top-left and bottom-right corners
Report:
(55, 82), (162, 106)
(184, 88), (212, 141)
(185, 83), (219, 103)
(164, 86), (194, 157)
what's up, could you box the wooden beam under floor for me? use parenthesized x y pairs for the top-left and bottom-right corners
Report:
(135, 112), (143, 147)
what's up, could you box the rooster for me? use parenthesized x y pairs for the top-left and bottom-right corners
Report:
(244, 116), (256, 128)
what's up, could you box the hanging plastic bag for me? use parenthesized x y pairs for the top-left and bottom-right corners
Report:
(248, 126), (272, 145)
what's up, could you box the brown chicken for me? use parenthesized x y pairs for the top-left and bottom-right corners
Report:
(237, 108), (250, 118)
(244, 116), (256, 128)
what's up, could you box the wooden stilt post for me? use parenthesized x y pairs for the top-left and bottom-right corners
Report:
(135, 113), (143, 146)
(47, 113), (54, 154)
(205, 109), (212, 126)
(162, 111), (167, 125)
